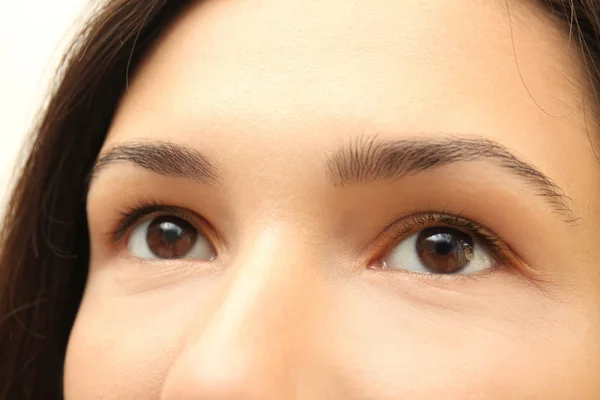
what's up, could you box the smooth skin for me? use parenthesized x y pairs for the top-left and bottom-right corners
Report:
(66, 0), (600, 398)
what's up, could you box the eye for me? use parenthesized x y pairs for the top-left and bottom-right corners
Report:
(127, 215), (216, 260)
(382, 226), (495, 275)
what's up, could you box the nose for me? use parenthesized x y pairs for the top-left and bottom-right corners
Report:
(160, 231), (319, 399)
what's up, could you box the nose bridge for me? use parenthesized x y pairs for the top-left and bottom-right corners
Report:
(214, 225), (316, 340)
(161, 227), (318, 399)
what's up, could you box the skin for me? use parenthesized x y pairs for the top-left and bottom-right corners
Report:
(65, 0), (600, 398)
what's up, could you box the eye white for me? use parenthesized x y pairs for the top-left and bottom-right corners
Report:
(382, 230), (495, 275)
(127, 218), (215, 260)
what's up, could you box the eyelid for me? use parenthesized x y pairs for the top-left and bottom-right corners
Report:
(367, 211), (513, 269)
(107, 198), (220, 252)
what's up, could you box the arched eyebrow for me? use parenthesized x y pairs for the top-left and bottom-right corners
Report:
(326, 135), (577, 223)
(87, 135), (577, 224)
(88, 139), (220, 186)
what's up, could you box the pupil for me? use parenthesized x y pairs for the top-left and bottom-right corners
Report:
(433, 235), (453, 255)
(161, 223), (182, 243)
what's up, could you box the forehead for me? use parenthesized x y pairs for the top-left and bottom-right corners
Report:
(105, 0), (589, 161)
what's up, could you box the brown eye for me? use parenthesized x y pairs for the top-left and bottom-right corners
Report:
(382, 225), (494, 275)
(127, 216), (215, 260)
(416, 227), (473, 274)
(146, 216), (197, 259)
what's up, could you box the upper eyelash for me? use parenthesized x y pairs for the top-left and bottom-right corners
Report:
(387, 211), (508, 262)
(108, 197), (196, 243)
(110, 200), (508, 266)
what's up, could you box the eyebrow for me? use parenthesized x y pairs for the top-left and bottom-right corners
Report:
(326, 135), (577, 223)
(89, 140), (220, 185)
(88, 136), (577, 224)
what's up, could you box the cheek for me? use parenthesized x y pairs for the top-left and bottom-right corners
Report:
(63, 269), (600, 399)
(63, 290), (190, 399)
(317, 280), (600, 400)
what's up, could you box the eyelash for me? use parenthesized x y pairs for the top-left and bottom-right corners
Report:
(109, 199), (510, 268)
(374, 211), (509, 266)
(108, 197), (204, 243)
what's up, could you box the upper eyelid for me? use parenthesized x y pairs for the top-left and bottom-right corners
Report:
(107, 202), (512, 271)
(109, 205), (208, 243)
(368, 212), (509, 265)
(399, 213), (502, 247)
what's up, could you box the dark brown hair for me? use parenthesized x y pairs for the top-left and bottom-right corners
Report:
(0, 0), (598, 398)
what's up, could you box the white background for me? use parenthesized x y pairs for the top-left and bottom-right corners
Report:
(0, 0), (89, 213)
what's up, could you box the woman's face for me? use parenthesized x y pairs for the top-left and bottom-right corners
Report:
(66, 0), (600, 398)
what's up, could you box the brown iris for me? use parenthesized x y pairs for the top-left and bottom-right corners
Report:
(146, 216), (197, 259)
(416, 227), (474, 274)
